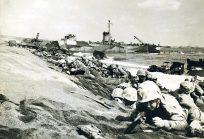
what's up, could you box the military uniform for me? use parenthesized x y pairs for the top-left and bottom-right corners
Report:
(132, 81), (188, 131)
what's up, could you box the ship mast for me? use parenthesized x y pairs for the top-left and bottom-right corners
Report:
(108, 20), (112, 44)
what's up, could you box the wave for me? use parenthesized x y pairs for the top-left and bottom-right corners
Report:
(100, 59), (149, 69)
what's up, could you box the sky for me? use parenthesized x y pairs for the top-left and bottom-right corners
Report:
(0, 0), (204, 47)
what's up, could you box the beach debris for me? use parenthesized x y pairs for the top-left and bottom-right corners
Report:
(77, 124), (106, 139)
(8, 40), (17, 46)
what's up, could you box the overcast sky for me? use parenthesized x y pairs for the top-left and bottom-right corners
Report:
(0, 0), (204, 46)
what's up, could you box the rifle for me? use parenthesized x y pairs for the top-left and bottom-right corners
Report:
(70, 91), (112, 109)
(124, 111), (146, 134)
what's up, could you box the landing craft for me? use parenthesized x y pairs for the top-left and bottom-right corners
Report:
(130, 36), (161, 53)
(19, 33), (49, 49)
(17, 33), (92, 55)
(90, 20), (124, 59)
(32, 34), (92, 55)
(54, 34), (92, 50)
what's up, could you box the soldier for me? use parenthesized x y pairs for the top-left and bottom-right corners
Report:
(111, 87), (137, 109)
(168, 81), (195, 98)
(108, 64), (120, 78)
(111, 88), (124, 103)
(136, 69), (165, 90)
(173, 81), (204, 105)
(137, 69), (147, 83)
(129, 72), (139, 89)
(177, 94), (204, 137)
(146, 71), (165, 90)
(177, 94), (204, 123)
(191, 76), (204, 104)
(122, 87), (137, 109)
(130, 81), (188, 131)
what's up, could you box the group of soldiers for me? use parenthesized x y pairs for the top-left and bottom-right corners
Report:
(28, 48), (204, 137)
(113, 73), (204, 137)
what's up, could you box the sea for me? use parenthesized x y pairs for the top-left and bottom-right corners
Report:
(73, 52), (204, 90)
(73, 52), (204, 75)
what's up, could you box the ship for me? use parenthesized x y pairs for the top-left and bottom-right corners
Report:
(91, 20), (160, 59)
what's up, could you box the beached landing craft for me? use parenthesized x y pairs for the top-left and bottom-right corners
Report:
(90, 20), (124, 59)
(129, 36), (161, 53)
(90, 20), (161, 59)
(47, 34), (93, 55)
(19, 33), (49, 49)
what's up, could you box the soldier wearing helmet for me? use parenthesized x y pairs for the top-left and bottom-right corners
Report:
(108, 64), (120, 78)
(130, 81), (188, 131)
(190, 76), (204, 105)
(137, 69), (147, 83)
(136, 70), (165, 90)
(111, 88), (124, 103)
(122, 87), (137, 109)
(171, 81), (204, 105)
(180, 81), (195, 94)
(112, 87), (137, 109)
(128, 72), (139, 89)
(176, 93), (204, 137)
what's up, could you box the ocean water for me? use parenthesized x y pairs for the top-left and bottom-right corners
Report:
(73, 52), (204, 90)
(73, 52), (204, 76)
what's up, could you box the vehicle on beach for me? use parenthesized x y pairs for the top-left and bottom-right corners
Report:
(148, 61), (184, 75)
(148, 62), (170, 73)
(170, 62), (185, 75)
(187, 58), (204, 76)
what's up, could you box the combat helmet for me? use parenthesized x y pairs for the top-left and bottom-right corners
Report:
(111, 88), (123, 99)
(122, 87), (137, 102)
(146, 73), (157, 81)
(137, 69), (146, 76)
(138, 81), (162, 103)
(180, 81), (195, 94)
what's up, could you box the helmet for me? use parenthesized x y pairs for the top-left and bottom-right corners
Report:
(180, 81), (195, 93)
(122, 87), (137, 101)
(130, 72), (137, 77)
(146, 73), (157, 80)
(138, 81), (162, 103)
(111, 88), (123, 99)
(137, 69), (146, 76)
(117, 82), (131, 89)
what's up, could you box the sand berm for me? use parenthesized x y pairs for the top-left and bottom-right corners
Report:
(0, 44), (200, 139)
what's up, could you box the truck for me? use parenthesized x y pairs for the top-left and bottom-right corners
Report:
(148, 62), (184, 75)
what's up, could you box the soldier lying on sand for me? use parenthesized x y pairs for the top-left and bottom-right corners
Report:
(117, 81), (188, 132)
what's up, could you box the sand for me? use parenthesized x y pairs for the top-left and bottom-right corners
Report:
(0, 44), (202, 139)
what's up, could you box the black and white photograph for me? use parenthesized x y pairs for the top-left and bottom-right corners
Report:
(0, 0), (204, 138)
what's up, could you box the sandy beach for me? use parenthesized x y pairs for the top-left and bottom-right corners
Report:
(1, 43), (204, 138)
